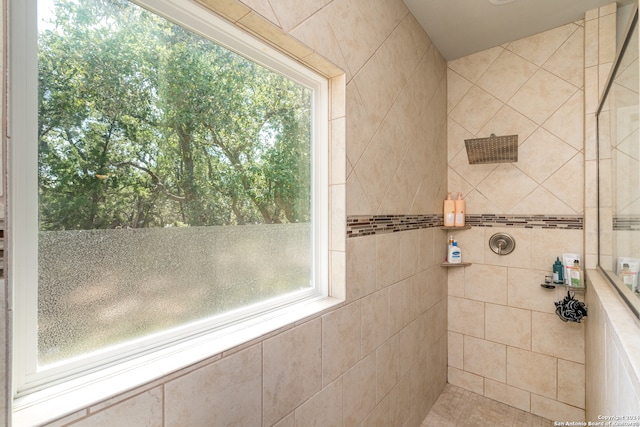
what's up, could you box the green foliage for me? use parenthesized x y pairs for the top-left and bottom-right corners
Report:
(37, 0), (313, 230)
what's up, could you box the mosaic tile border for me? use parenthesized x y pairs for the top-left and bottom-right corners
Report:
(347, 214), (583, 238)
(613, 216), (640, 231)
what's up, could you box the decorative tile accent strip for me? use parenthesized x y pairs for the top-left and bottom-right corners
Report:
(613, 216), (640, 231)
(347, 214), (442, 238)
(465, 214), (583, 229)
(346, 214), (583, 238)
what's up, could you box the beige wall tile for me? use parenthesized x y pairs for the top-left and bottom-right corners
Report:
(361, 397), (389, 427)
(273, 413), (295, 427)
(376, 334), (400, 402)
(387, 372), (414, 427)
(485, 303), (531, 350)
(240, 0), (279, 25)
(418, 268), (447, 316)
(484, 379), (531, 412)
(475, 165), (538, 213)
(516, 127), (578, 185)
(346, 234), (376, 300)
(322, 0), (379, 76)
(484, 227), (533, 269)
(508, 69), (578, 126)
(294, 379), (342, 427)
(507, 23), (578, 66)
(449, 150), (498, 189)
(449, 86), (503, 135)
(399, 318), (422, 377)
(422, 299), (448, 358)
(530, 228), (584, 272)
(331, 118), (346, 184)
(531, 312), (585, 364)
(452, 226), (484, 264)
(448, 296), (484, 338)
(448, 266), (465, 297)
(531, 393), (585, 421)
(448, 331), (464, 370)
(331, 184), (346, 252)
(353, 111), (405, 211)
(68, 388), (162, 427)
(544, 90), (584, 151)
(477, 50), (538, 103)
(361, 288), (389, 356)
(376, 230), (420, 288)
(448, 46), (502, 84)
(463, 335), (506, 382)
(584, 66), (599, 114)
(448, 366), (484, 395)
(343, 352), (377, 427)
(479, 104), (539, 145)
(507, 347), (557, 399)
(598, 12), (617, 64)
(540, 154), (584, 215)
(507, 267), (562, 314)
(264, 320), (322, 425)
(165, 345), (260, 427)
(389, 279), (412, 336)
(269, 0), (331, 32)
(558, 359), (585, 409)
(345, 83), (375, 167)
(419, 228), (437, 271)
(322, 302), (361, 385)
(447, 70), (473, 113)
(543, 26), (584, 88)
(463, 264), (508, 305)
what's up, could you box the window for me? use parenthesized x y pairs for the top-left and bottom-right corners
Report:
(11, 0), (328, 398)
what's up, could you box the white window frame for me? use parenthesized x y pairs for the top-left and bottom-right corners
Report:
(10, 0), (335, 421)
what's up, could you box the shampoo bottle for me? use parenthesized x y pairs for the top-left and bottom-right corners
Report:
(553, 257), (564, 284)
(444, 192), (455, 227)
(454, 192), (465, 227)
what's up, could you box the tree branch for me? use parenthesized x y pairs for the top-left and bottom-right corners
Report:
(112, 161), (186, 202)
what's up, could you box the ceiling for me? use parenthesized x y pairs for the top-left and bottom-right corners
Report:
(403, 0), (635, 61)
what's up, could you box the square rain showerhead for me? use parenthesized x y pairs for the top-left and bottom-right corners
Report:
(464, 133), (518, 165)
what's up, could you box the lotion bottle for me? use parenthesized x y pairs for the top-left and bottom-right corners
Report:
(454, 192), (465, 226)
(448, 240), (462, 263)
(444, 192), (455, 227)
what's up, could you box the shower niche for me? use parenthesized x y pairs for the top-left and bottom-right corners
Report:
(597, 4), (640, 318)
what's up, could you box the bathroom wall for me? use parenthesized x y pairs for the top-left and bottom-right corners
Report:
(445, 6), (604, 421)
(2, 0), (449, 425)
(584, 3), (640, 420)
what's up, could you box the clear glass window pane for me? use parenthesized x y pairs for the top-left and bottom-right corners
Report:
(37, 0), (314, 366)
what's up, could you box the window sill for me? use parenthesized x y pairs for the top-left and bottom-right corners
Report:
(12, 295), (344, 426)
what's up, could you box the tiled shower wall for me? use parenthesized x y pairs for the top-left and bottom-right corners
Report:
(2, 0), (449, 425)
(444, 5), (620, 422)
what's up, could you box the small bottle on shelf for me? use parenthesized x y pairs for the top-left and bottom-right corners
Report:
(444, 192), (455, 227)
(568, 259), (582, 288)
(454, 192), (465, 227)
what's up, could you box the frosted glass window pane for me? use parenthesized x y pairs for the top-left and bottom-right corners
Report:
(37, 0), (313, 366)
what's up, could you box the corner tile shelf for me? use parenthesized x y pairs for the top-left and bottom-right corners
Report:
(440, 262), (471, 267)
(440, 224), (472, 267)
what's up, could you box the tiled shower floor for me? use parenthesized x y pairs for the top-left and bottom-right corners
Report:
(421, 384), (554, 427)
